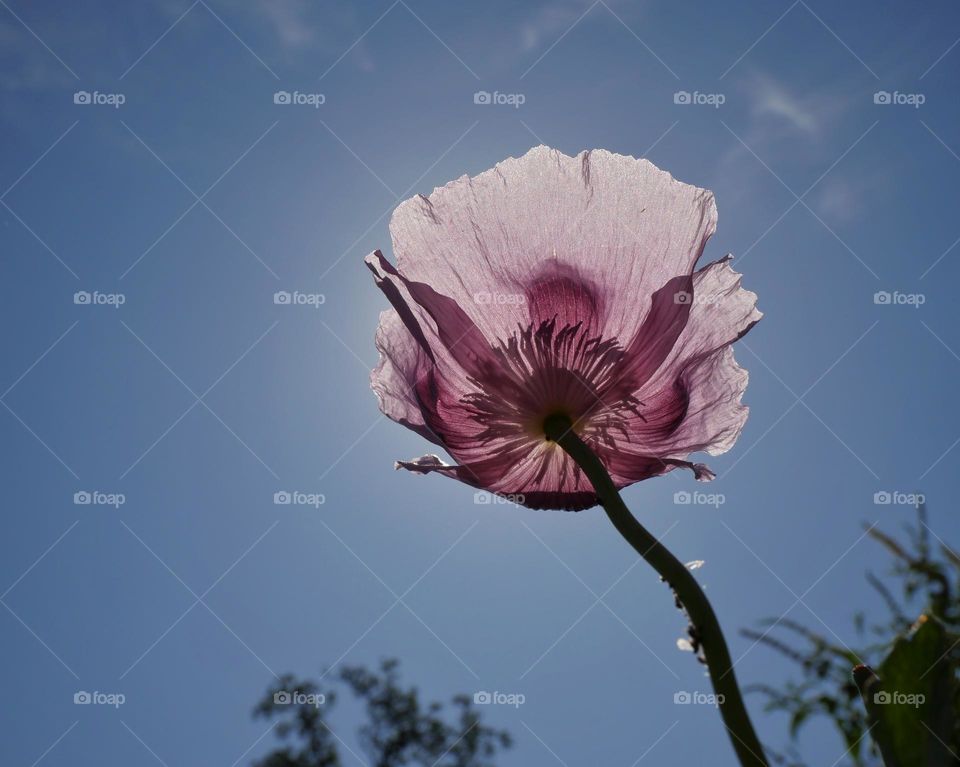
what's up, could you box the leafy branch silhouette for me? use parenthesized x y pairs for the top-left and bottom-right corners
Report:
(253, 659), (512, 767)
(744, 505), (960, 766)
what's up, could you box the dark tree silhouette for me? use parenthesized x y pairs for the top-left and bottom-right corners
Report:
(253, 659), (512, 767)
(744, 505), (960, 766)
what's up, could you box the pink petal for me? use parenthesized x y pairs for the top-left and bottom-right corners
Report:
(610, 256), (762, 469)
(371, 309), (442, 446)
(388, 145), (717, 345)
(396, 452), (598, 511)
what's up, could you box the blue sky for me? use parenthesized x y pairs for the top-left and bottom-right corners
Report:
(2, 1), (960, 765)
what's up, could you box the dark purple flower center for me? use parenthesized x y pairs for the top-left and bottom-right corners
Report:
(460, 317), (641, 449)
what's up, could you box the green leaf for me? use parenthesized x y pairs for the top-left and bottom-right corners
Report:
(862, 614), (956, 767)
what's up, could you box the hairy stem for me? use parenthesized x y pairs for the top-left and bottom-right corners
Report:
(543, 413), (768, 767)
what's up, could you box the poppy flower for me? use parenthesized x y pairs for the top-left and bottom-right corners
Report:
(367, 146), (760, 510)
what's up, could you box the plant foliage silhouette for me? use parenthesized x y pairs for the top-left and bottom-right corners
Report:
(254, 659), (511, 767)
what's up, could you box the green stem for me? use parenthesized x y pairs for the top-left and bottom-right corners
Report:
(543, 413), (768, 767)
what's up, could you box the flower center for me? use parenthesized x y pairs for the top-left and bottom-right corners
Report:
(542, 411), (575, 442)
(461, 318), (640, 447)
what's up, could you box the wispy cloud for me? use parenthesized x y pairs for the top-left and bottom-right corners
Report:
(722, 69), (863, 163)
(254, 0), (314, 49)
(812, 166), (891, 225)
(519, 0), (633, 55)
(748, 73), (820, 136)
(151, 1), (375, 69)
(520, 0), (596, 53)
(714, 69), (877, 218)
(248, 0), (375, 70)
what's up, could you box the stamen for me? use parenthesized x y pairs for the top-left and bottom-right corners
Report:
(460, 319), (640, 449)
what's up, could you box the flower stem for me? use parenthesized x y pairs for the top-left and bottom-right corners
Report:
(543, 414), (769, 767)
